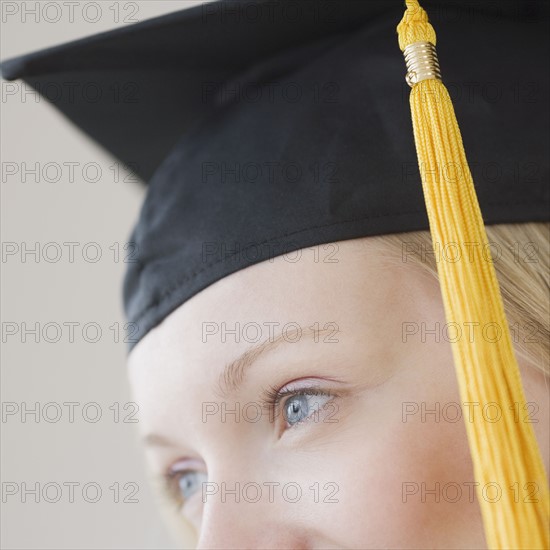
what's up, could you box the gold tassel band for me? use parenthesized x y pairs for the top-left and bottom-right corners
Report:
(404, 41), (441, 87)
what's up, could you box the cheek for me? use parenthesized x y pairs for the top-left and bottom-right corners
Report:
(313, 345), (486, 548)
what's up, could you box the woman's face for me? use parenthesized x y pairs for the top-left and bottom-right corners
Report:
(128, 237), (547, 549)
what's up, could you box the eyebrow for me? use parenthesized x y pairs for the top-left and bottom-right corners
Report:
(143, 432), (175, 448)
(143, 325), (338, 448)
(217, 325), (333, 398)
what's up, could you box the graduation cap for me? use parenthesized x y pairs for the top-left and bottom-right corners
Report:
(2, 0), (549, 547)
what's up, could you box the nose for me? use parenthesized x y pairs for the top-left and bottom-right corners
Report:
(196, 483), (310, 549)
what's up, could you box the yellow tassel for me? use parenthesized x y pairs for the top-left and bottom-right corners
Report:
(396, 1), (549, 548)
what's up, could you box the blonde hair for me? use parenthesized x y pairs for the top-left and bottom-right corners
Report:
(376, 222), (549, 376)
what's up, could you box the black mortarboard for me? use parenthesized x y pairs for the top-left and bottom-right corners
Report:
(2, 0), (548, 348)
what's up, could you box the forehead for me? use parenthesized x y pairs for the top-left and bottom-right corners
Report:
(127, 237), (434, 443)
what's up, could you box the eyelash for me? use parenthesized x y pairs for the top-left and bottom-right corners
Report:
(263, 385), (325, 405)
(261, 385), (335, 429)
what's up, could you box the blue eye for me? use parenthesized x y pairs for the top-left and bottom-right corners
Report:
(282, 392), (332, 426)
(175, 471), (208, 501)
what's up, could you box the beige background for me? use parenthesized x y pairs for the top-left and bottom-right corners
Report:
(1, 2), (209, 548)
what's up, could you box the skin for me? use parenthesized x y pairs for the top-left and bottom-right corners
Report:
(128, 236), (549, 549)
